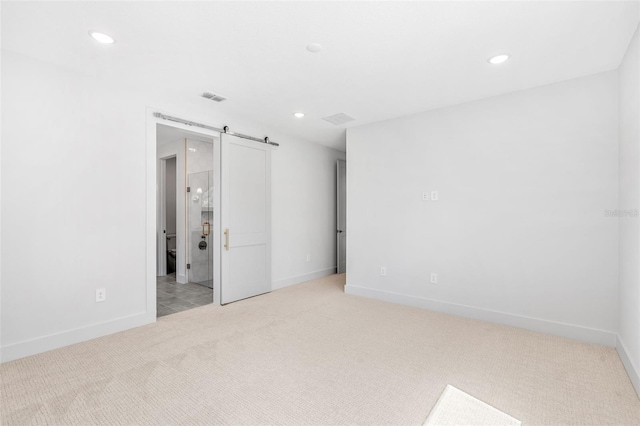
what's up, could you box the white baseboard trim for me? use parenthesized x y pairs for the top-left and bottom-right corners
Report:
(344, 285), (616, 347)
(617, 335), (640, 398)
(1, 311), (156, 363)
(272, 267), (337, 290)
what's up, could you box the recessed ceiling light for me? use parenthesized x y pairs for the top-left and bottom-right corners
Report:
(293, 112), (305, 118)
(488, 54), (510, 65)
(89, 31), (115, 44)
(306, 43), (323, 53)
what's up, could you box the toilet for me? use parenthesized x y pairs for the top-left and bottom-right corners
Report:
(167, 248), (177, 274)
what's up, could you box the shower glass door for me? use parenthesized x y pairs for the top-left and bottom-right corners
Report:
(188, 170), (214, 288)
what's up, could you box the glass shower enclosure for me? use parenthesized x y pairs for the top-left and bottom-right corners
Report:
(188, 170), (214, 288)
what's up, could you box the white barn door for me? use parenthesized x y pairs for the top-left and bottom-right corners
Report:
(220, 134), (271, 304)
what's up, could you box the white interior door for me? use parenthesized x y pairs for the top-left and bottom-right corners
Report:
(221, 134), (271, 304)
(337, 159), (346, 274)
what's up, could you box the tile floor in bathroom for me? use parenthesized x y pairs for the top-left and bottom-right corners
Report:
(156, 273), (213, 317)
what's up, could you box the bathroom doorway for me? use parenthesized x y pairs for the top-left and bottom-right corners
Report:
(156, 124), (216, 317)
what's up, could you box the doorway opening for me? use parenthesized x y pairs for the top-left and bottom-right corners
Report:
(156, 123), (216, 317)
(147, 110), (275, 318)
(337, 159), (346, 274)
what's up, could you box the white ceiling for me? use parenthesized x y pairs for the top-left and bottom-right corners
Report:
(2, 1), (639, 151)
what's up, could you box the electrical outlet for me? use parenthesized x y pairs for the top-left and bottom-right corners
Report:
(430, 273), (438, 284)
(422, 192), (429, 201)
(96, 288), (106, 302)
(430, 190), (439, 201)
(380, 267), (387, 276)
(306, 254), (311, 262)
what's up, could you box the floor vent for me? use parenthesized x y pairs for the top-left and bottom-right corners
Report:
(201, 92), (227, 102)
(322, 113), (355, 125)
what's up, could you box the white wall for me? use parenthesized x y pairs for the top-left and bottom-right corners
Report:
(0, 51), (343, 361)
(272, 140), (344, 289)
(346, 71), (620, 346)
(618, 25), (640, 396)
(187, 139), (214, 175)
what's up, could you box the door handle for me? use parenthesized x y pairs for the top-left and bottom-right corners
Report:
(224, 228), (230, 251)
(337, 230), (343, 233)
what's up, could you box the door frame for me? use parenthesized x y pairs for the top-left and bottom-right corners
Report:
(146, 108), (222, 316)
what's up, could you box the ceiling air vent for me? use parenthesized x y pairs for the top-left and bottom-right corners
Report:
(322, 113), (355, 126)
(201, 92), (227, 102)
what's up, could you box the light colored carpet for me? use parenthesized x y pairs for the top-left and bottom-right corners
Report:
(1, 274), (639, 425)
(424, 384), (521, 426)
